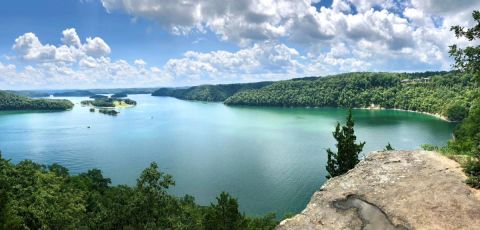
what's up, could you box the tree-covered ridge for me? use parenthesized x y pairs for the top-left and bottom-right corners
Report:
(224, 72), (476, 121)
(8, 90), (51, 98)
(152, 81), (273, 101)
(0, 91), (73, 111)
(0, 153), (277, 229)
(53, 90), (95, 97)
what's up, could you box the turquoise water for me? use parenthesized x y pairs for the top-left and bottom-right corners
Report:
(0, 95), (456, 217)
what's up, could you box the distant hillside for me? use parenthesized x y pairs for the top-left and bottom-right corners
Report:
(53, 90), (95, 97)
(151, 81), (273, 101)
(224, 72), (476, 121)
(9, 90), (51, 98)
(89, 88), (157, 95)
(0, 91), (73, 111)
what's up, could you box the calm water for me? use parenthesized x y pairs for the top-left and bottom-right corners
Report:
(0, 95), (456, 217)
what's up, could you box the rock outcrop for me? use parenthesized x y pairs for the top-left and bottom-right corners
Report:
(277, 150), (480, 230)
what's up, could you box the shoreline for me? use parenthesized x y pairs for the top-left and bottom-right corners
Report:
(354, 106), (451, 122)
(160, 95), (453, 122)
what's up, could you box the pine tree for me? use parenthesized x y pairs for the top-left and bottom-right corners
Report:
(326, 109), (365, 179)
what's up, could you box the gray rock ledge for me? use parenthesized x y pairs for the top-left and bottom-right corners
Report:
(276, 150), (480, 230)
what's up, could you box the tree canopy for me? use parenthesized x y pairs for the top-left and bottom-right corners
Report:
(446, 10), (480, 188)
(0, 91), (73, 111)
(224, 72), (475, 121)
(152, 81), (273, 101)
(0, 152), (278, 229)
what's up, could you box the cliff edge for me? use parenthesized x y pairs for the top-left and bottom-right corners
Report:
(277, 150), (480, 230)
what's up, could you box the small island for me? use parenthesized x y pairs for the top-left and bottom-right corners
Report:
(98, 109), (119, 116)
(81, 98), (137, 108)
(81, 97), (136, 116)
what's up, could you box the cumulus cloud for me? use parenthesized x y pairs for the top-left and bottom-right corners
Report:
(2, 29), (169, 89)
(163, 42), (303, 83)
(83, 37), (111, 57)
(3, 0), (480, 89)
(98, 0), (480, 72)
(12, 28), (111, 63)
(61, 28), (82, 47)
(12, 33), (57, 62)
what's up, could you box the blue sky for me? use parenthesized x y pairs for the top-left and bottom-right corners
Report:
(0, 0), (478, 89)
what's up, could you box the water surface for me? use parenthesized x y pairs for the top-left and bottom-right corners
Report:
(0, 95), (456, 217)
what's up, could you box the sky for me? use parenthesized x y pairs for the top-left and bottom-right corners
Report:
(0, 0), (479, 90)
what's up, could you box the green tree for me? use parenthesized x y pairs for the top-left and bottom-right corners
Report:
(449, 10), (480, 188)
(445, 103), (468, 121)
(203, 192), (246, 230)
(326, 109), (365, 178)
(449, 10), (480, 84)
(130, 162), (179, 228)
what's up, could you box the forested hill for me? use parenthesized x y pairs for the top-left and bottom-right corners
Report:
(224, 72), (477, 121)
(151, 81), (273, 101)
(0, 91), (73, 111)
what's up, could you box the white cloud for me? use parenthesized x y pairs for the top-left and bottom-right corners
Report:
(101, 0), (319, 44)
(410, 0), (480, 15)
(134, 59), (147, 66)
(82, 37), (111, 57)
(2, 29), (170, 89)
(12, 28), (111, 63)
(61, 28), (82, 47)
(163, 42), (303, 83)
(12, 33), (57, 62)
(3, 0), (480, 89)
(97, 0), (478, 71)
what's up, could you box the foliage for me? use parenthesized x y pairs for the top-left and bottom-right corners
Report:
(9, 90), (50, 98)
(89, 88), (157, 95)
(152, 81), (273, 101)
(203, 192), (246, 230)
(384, 143), (394, 151)
(53, 90), (94, 97)
(81, 98), (137, 107)
(326, 109), (365, 179)
(449, 10), (480, 84)
(111, 92), (128, 98)
(99, 109), (119, 116)
(224, 72), (476, 121)
(464, 158), (480, 188)
(89, 94), (108, 99)
(445, 103), (468, 121)
(447, 10), (480, 188)
(0, 90), (73, 111)
(421, 144), (439, 151)
(0, 153), (278, 229)
(448, 99), (480, 155)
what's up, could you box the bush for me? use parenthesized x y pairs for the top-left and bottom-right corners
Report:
(445, 103), (468, 121)
(421, 144), (439, 151)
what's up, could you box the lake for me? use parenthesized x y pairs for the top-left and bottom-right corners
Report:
(0, 94), (456, 217)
